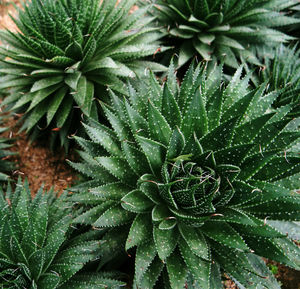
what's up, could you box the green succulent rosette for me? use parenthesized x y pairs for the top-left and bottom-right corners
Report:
(0, 179), (126, 289)
(70, 63), (300, 288)
(148, 0), (300, 68)
(0, 0), (166, 148)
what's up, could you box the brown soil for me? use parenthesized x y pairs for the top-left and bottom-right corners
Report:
(267, 241), (300, 289)
(1, 114), (77, 196)
(267, 260), (300, 289)
(0, 0), (19, 32)
(223, 277), (238, 289)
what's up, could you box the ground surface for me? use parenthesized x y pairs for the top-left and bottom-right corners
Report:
(1, 114), (77, 195)
(0, 0), (19, 32)
(269, 259), (300, 289)
(0, 1), (299, 288)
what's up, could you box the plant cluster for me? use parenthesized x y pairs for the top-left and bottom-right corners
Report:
(0, 0), (299, 289)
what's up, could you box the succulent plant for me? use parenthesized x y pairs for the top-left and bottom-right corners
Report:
(0, 0), (165, 148)
(0, 115), (16, 181)
(69, 62), (300, 288)
(254, 45), (300, 118)
(147, 0), (300, 69)
(0, 178), (126, 288)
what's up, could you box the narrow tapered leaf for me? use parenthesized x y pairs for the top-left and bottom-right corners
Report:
(30, 76), (63, 92)
(95, 157), (137, 186)
(166, 252), (188, 289)
(94, 205), (134, 227)
(179, 223), (210, 260)
(136, 135), (166, 175)
(179, 239), (211, 288)
(126, 213), (152, 250)
(121, 190), (154, 213)
(148, 100), (172, 145)
(201, 221), (249, 251)
(153, 226), (178, 260)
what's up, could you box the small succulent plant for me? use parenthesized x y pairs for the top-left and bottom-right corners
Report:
(255, 45), (300, 118)
(0, 115), (15, 181)
(0, 179), (126, 288)
(148, 0), (299, 68)
(69, 63), (300, 288)
(0, 0), (165, 148)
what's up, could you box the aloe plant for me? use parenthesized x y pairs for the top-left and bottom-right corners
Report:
(147, 0), (299, 68)
(0, 0), (165, 148)
(0, 179), (126, 288)
(254, 45), (300, 118)
(69, 63), (300, 288)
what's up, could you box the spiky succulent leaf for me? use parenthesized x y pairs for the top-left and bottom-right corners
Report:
(0, 0), (165, 149)
(70, 62), (300, 288)
(147, 0), (299, 68)
(0, 178), (125, 288)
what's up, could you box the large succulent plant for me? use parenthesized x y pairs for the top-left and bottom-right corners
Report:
(69, 62), (300, 288)
(0, 179), (126, 288)
(147, 0), (299, 68)
(0, 0), (165, 148)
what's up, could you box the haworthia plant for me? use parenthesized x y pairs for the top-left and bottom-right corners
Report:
(0, 179), (126, 288)
(69, 62), (300, 288)
(147, 0), (300, 68)
(0, 0), (166, 149)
